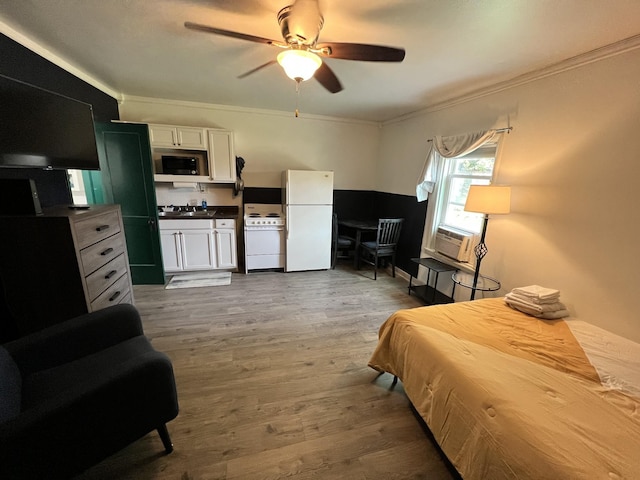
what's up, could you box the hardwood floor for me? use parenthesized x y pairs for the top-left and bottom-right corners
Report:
(76, 265), (460, 480)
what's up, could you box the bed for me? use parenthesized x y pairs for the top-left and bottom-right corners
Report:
(368, 298), (640, 479)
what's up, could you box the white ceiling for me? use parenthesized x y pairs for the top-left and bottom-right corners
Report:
(1, 0), (640, 122)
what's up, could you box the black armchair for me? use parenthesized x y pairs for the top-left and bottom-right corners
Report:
(0, 304), (179, 479)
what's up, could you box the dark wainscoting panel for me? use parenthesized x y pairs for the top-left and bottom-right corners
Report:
(333, 190), (376, 220)
(374, 192), (427, 276)
(334, 190), (426, 276)
(244, 188), (426, 275)
(243, 187), (282, 205)
(0, 33), (119, 122)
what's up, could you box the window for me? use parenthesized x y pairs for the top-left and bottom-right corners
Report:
(436, 144), (497, 235)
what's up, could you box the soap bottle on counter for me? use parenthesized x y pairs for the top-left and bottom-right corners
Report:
(201, 199), (207, 211)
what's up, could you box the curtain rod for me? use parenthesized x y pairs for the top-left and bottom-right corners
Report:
(427, 126), (513, 142)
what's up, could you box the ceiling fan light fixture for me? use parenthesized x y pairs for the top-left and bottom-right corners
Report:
(277, 49), (322, 81)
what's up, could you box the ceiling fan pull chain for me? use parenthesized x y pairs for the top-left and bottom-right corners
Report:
(295, 79), (301, 117)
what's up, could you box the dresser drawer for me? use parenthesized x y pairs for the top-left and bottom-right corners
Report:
(80, 233), (126, 276)
(90, 274), (131, 312)
(75, 210), (122, 249)
(118, 292), (133, 306)
(85, 253), (128, 302)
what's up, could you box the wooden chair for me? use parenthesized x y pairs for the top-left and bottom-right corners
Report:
(332, 213), (355, 268)
(358, 218), (404, 279)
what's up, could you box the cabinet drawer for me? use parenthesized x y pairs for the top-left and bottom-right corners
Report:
(91, 274), (130, 312)
(215, 219), (235, 228)
(118, 292), (133, 306)
(160, 219), (214, 230)
(80, 233), (126, 275)
(85, 253), (128, 302)
(75, 210), (122, 249)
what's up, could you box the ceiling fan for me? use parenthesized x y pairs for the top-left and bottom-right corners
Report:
(184, 0), (405, 94)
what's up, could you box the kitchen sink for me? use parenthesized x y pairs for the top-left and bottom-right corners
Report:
(158, 210), (216, 217)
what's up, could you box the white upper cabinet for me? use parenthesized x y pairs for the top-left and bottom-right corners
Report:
(149, 124), (236, 183)
(149, 124), (208, 150)
(207, 129), (236, 183)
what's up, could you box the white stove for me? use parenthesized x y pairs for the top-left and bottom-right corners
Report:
(244, 203), (285, 227)
(244, 204), (285, 272)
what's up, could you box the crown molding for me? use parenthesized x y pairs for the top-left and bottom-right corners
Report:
(384, 33), (640, 126)
(119, 95), (380, 127)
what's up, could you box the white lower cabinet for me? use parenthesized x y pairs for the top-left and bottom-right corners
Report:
(180, 229), (216, 270)
(215, 228), (237, 268)
(160, 219), (236, 273)
(160, 230), (183, 272)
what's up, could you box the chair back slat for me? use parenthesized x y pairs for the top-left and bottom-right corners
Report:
(376, 218), (404, 246)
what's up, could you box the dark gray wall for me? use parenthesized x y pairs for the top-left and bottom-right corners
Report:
(0, 34), (119, 121)
(243, 187), (427, 274)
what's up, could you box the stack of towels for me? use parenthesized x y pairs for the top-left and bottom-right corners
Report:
(505, 285), (570, 319)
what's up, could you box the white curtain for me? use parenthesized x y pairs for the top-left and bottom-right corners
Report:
(416, 129), (498, 202)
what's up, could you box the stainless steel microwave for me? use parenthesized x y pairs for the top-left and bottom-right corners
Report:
(161, 156), (198, 175)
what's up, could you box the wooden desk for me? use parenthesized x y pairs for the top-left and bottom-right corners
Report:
(338, 219), (378, 268)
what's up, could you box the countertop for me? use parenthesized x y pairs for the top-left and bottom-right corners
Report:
(157, 205), (239, 220)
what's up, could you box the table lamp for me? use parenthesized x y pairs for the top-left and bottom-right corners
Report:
(463, 185), (511, 299)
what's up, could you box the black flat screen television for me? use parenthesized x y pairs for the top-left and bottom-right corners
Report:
(0, 74), (100, 170)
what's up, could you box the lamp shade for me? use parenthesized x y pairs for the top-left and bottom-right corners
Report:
(277, 49), (322, 81)
(464, 185), (511, 214)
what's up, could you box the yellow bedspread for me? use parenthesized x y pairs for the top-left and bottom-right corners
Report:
(368, 298), (640, 479)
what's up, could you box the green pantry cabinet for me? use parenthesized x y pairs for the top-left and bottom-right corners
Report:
(94, 122), (165, 285)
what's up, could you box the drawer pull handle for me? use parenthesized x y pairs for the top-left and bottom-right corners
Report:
(109, 291), (121, 302)
(100, 247), (114, 256)
(96, 224), (110, 232)
(104, 270), (117, 279)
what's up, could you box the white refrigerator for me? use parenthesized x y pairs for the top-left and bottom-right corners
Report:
(282, 169), (334, 272)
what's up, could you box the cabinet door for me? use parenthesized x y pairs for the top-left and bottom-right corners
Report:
(149, 124), (178, 147)
(215, 229), (237, 268)
(177, 127), (207, 149)
(181, 229), (216, 270)
(149, 125), (207, 150)
(95, 122), (165, 285)
(207, 129), (236, 183)
(160, 230), (183, 272)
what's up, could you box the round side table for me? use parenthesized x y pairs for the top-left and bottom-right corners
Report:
(452, 271), (500, 300)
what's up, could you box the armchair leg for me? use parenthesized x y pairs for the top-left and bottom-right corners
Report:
(157, 424), (174, 454)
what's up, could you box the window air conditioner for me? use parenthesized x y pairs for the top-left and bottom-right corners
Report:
(435, 225), (474, 262)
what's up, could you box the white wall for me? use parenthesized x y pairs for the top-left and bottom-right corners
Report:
(377, 48), (640, 342)
(118, 98), (380, 193)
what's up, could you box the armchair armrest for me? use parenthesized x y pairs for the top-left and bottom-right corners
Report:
(0, 350), (178, 479)
(4, 304), (144, 376)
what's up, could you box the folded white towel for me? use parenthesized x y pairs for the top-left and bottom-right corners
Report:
(511, 285), (560, 304)
(536, 309), (570, 320)
(505, 301), (570, 319)
(505, 293), (566, 314)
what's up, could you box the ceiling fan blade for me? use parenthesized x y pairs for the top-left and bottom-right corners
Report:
(184, 22), (279, 46)
(316, 42), (405, 62)
(314, 62), (343, 93)
(237, 60), (277, 79)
